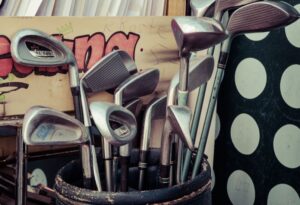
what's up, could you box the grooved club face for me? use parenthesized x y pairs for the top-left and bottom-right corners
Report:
(227, 1), (299, 36)
(81, 50), (137, 93)
(214, 0), (259, 18)
(23, 106), (88, 145)
(114, 68), (160, 105)
(171, 17), (228, 57)
(11, 29), (74, 66)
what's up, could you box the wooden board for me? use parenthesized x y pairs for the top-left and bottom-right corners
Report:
(167, 0), (186, 16)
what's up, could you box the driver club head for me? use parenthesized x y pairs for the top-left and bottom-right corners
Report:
(81, 50), (137, 93)
(190, 0), (215, 17)
(171, 17), (228, 57)
(114, 68), (160, 105)
(167, 105), (194, 151)
(89, 101), (137, 146)
(227, 1), (299, 37)
(22, 106), (88, 146)
(167, 55), (214, 106)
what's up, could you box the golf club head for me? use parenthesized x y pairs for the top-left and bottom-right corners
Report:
(167, 55), (214, 106)
(190, 0), (215, 17)
(114, 68), (160, 105)
(167, 105), (194, 151)
(124, 98), (143, 118)
(81, 50), (137, 93)
(22, 106), (88, 146)
(214, 0), (260, 20)
(227, 1), (299, 36)
(90, 101), (137, 146)
(141, 95), (167, 151)
(11, 29), (74, 67)
(171, 17), (228, 57)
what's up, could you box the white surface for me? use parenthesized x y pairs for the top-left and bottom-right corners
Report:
(267, 184), (300, 205)
(285, 4), (300, 48)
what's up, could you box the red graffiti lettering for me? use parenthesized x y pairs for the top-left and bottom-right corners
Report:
(105, 32), (140, 59)
(0, 36), (13, 78)
(75, 33), (105, 71)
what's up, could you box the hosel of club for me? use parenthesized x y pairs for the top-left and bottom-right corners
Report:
(159, 119), (173, 187)
(80, 81), (102, 191)
(191, 37), (231, 178)
(175, 55), (190, 184)
(138, 105), (154, 190)
(181, 13), (227, 182)
(69, 62), (83, 121)
(101, 137), (113, 191)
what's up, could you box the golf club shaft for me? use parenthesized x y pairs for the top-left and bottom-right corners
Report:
(192, 39), (231, 178)
(181, 12), (225, 181)
(175, 56), (190, 184)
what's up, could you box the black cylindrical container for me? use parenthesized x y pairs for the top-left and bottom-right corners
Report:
(54, 150), (212, 205)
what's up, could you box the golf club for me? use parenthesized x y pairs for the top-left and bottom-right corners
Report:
(191, 1), (299, 179)
(90, 101), (137, 191)
(21, 106), (89, 203)
(190, 0), (215, 17)
(80, 49), (137, 191)
(171, 17), (227, 185)
(10, 29), (95, 190)
(183, 0), (262, 183)
(159, 55), (215, 187)
(114, 68), (160, 191)
(138, 95), (167, 190)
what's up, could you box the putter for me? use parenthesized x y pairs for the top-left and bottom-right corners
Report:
(191, 1), (299, 179)
(171, 17), (227, 185)
(90, 101), (137, 191)
(21, 106), (89, 203)
(159, 55), (215, 187)
(114, 68), (160, 191)
(183, 0), (262, 183)
(10, 29), (96, 190)
(80, 50), (137, 192)
(138, 95), (167, 190)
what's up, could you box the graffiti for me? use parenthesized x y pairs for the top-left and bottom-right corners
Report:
(0, 32), (140, 78)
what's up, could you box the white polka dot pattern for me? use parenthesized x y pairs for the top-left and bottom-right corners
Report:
(231, 113), (260, 155)
(245, 32), (269, 41)
(285, 4), (300, 48)
(273, 124), (300, 169)
(280, 64), (300, 109)
(227, 170), (255, 205)
(267, 184), (300, 205)
(235, 58), (267, 99)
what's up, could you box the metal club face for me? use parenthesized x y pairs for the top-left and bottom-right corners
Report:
(81, 50), (137, 93)
(89, 102), (137, 146)
(167, 55), (214, 106)
(171, 17), (228, 56)
(114, 68), (160, 105)
(141, 95), (167, 150)
(190, 0), (215, 17)
(167, 105), (194, 151)
(22, 106), (88, 146)
(214, 0), (259, 19)
(227, 1), (299, 36)
(11, 29), (74, 67)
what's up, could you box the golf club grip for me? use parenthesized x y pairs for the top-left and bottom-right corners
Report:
(120, 156), (129, 192)
(72, 91), (83, 122)
(159, 164), (170, 188)
(138, 150), (148, 190)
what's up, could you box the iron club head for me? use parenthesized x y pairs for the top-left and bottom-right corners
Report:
(10, 29), (79, 88)
(227, 1), (299, 37)
(190, 0), (215, 17)
(114, 68), (160, 105)
(167, 105), (194, 151)
(89, 101), (137, 146)
(22, 106), (88, 145)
